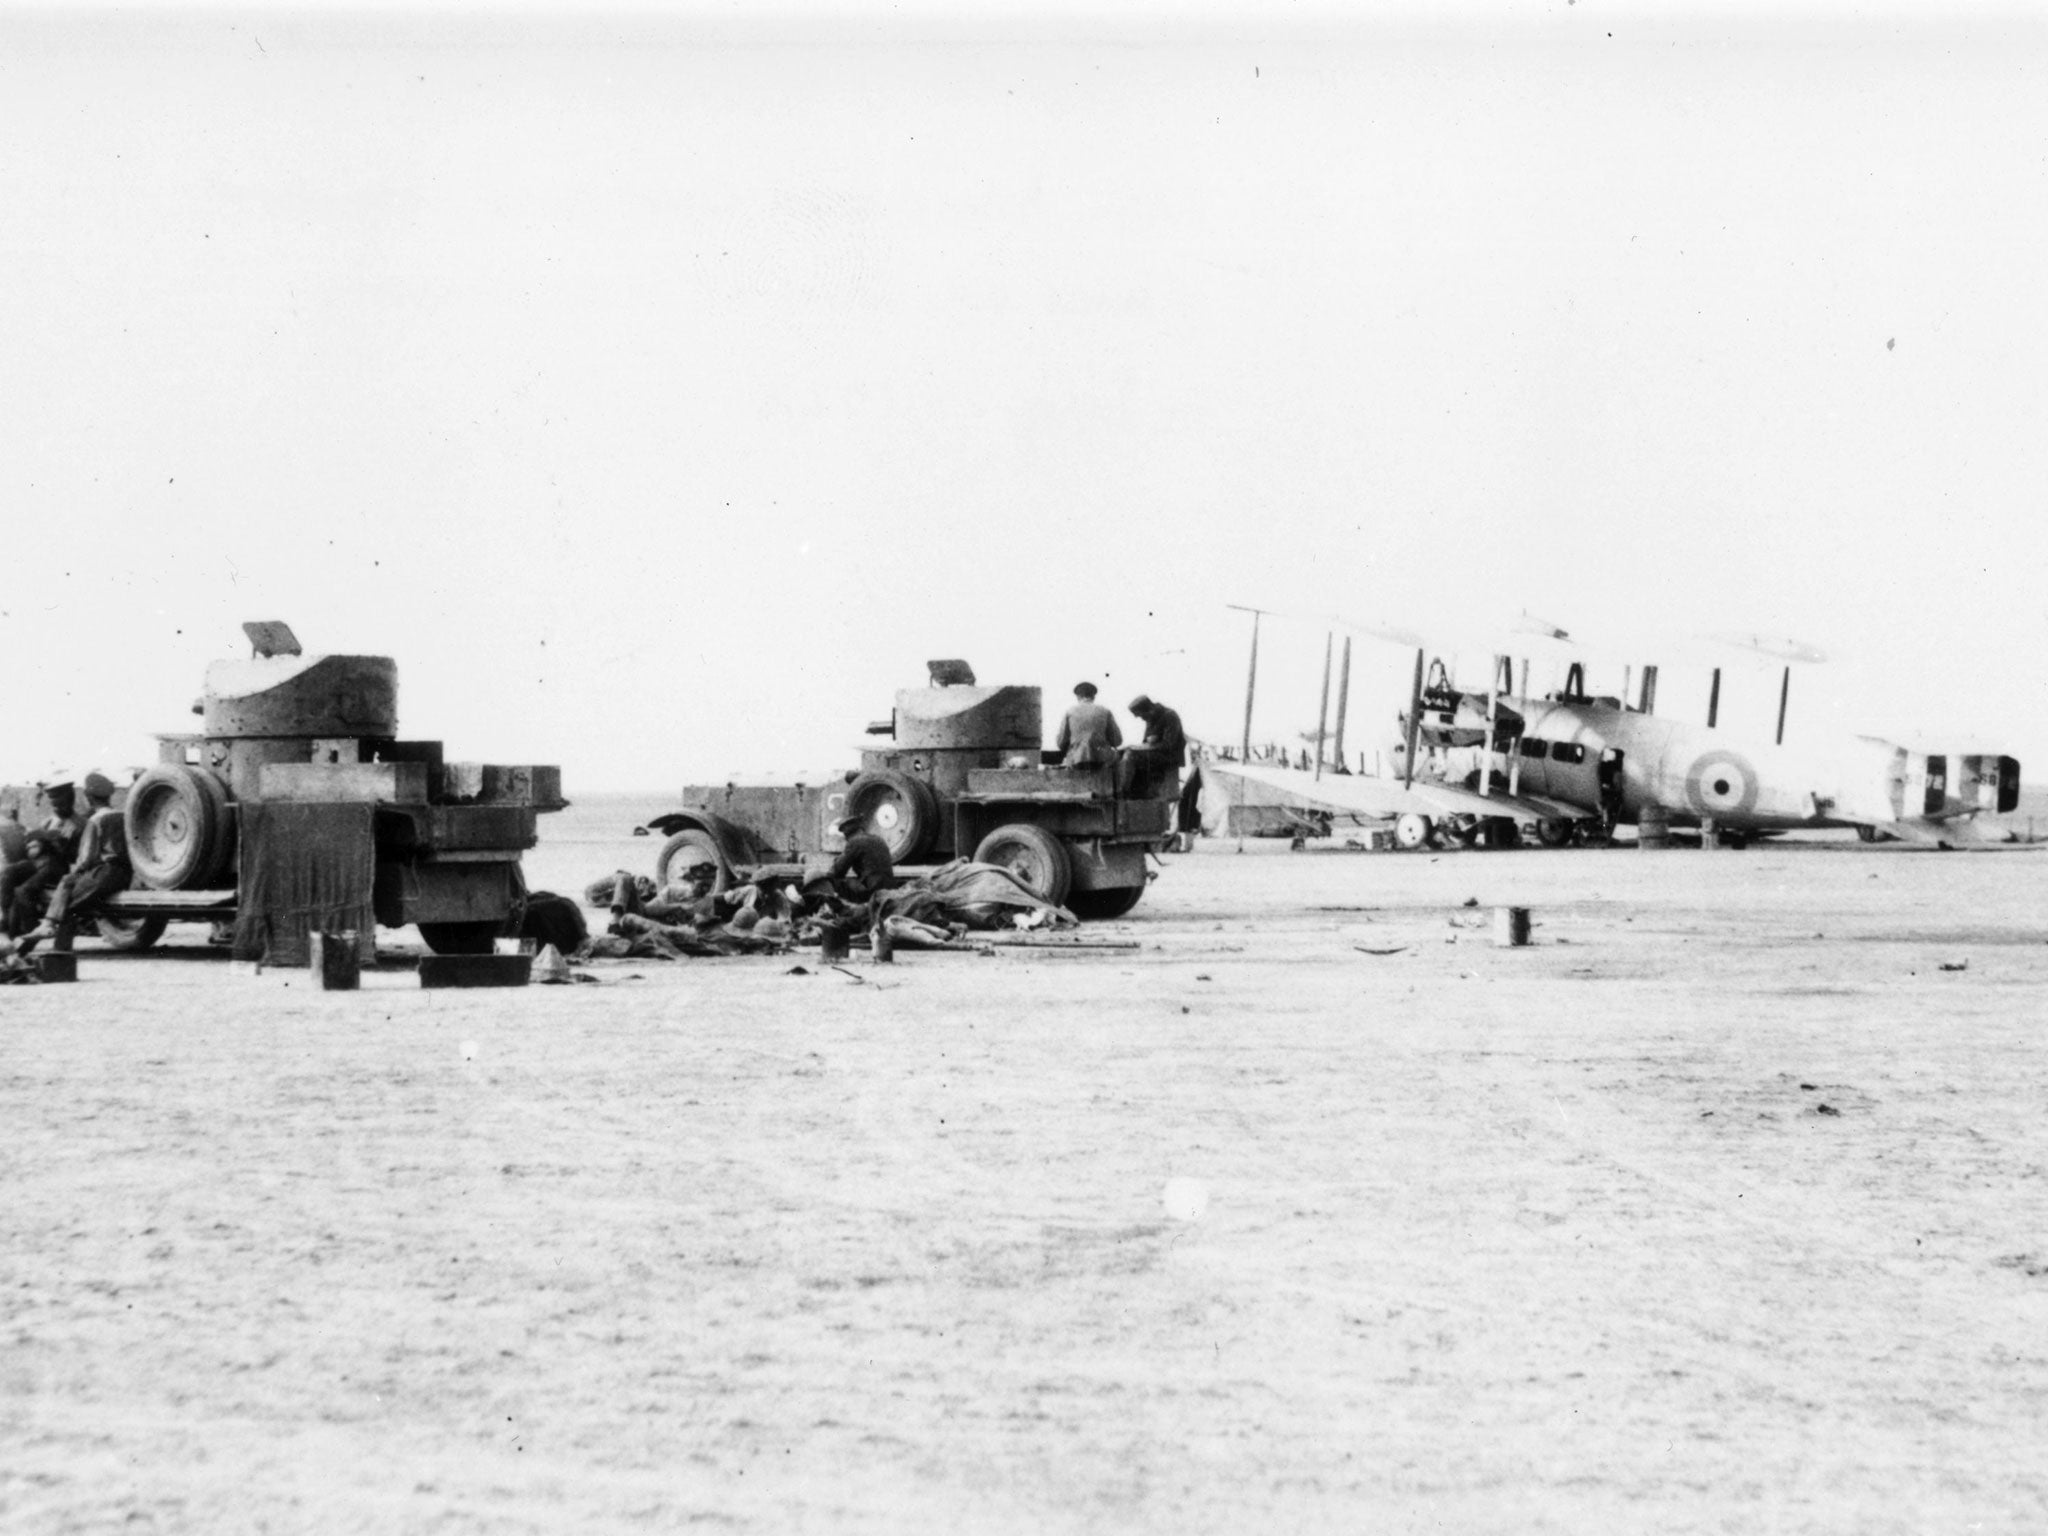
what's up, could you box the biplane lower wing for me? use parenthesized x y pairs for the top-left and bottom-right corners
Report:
(1198, 761), (1591, 830)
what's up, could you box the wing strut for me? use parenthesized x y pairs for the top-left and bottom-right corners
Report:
(1402, 648), (1425, 788)
(1314, 631), (1333, 782)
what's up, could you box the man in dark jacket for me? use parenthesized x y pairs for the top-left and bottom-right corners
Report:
(17, 800), (130, 953)
(829, 815), (895, 901)
(1121, 695), (1187, 796)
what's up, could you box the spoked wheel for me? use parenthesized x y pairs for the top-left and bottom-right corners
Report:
(417, 921), (501, 955)
(843, 770), (939, 863)
(1393, 812), (1434, 850)
(972, 823), (1073, 906)
(95, 914), (169, 951)
(655, 827), (731, 895)
(1066, 883), (1144, 921)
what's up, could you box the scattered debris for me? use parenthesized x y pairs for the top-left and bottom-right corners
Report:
(1816, 1103), (1840, 1117)
(1195, 973), (1212, 981)
(1354, 945), (1408, 956)
(1939, 961), (1968, 972)
(785, 965), (811, 976)
(1800, 1083), (1817, 1091)
(1461, 897), (1479, 908)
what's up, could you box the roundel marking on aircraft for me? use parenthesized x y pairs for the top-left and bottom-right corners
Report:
(1684, 748), (1760, 819)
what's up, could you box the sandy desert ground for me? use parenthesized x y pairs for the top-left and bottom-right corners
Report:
(4, 799), (2047, 1534)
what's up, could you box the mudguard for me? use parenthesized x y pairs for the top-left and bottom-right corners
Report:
(643, 809), (776, 872)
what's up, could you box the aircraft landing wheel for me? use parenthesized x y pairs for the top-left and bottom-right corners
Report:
(1393, 812), (1433, 850)
(1534, 819), (1573, 848)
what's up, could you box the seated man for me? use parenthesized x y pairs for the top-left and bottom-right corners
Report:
(2, 829), (70, 938)
(1056, 681), (1122, 767)
(16, 802), (131, 954)
(0, 776), (91, 926)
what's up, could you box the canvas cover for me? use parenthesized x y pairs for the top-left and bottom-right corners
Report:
(233, 801), (377, 966)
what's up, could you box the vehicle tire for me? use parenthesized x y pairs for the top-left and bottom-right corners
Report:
(1393, 812), (1433, 850)
(95, 914), (168, 951)
(125, 765), (236, 890)
(844, 770), (939, 863)
(1488, 818), (1522, 849)
(417, 920), (501, 955)
(1534, 818), (1573, 848)
(655, 827), (731, 895)
(1066, 883), (1144, 921)
(972, 823), (1073, 906)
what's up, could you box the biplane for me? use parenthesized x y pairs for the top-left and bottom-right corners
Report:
(1382, 622), (2022, 849)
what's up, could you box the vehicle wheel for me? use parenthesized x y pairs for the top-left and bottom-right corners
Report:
(1393, 812), (1433, 850)
(1534, 818), (1572, 848)
(125, 765), (236, 890)
(417, 920), (501, 955)
(844, 770), (939, 863)
(1856, 824), (1879, 844)
(655, 828), (731, 895)
(972, 823), (1073, 906)
(1488, 818), (1523, 849)
(95, 915), (168, 950)
(1066, 884), (1144, 921)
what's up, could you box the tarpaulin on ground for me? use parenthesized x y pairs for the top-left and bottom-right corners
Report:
(233, 801), (377, 966)
(874, 860), (1077, 930)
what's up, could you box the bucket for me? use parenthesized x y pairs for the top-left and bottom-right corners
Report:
(34, 952), (77, 984)
(311, 930), (360, 991)
(871, 925), (895, 964)
(819, 927), (849, 963)
(1637, 805), (1670, 850)
(1491, 907), (1531, 947)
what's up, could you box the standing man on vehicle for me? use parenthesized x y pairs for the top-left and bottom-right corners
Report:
(1056, 681), (1122, 767)
(1120, 695), (1188, 797)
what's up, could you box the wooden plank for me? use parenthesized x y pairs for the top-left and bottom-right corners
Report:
(260, 761), (429, 804)
(101, 889), (237, 916)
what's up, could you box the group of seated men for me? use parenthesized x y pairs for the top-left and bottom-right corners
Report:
(601, 813), (897, 953)
(0, 772), (132, 953)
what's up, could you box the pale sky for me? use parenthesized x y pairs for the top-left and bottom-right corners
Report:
(6, 3), (2045, 791)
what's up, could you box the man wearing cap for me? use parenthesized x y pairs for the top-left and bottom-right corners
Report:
(0, 775), (95, 937)
(1120, 695), (1188, 796)
(1056, 681), (1122, 768)
(16, 790), (131, 954)
(828, 814), (895, 903)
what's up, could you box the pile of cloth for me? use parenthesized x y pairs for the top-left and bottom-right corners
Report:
(873, 860), (1077, 933)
